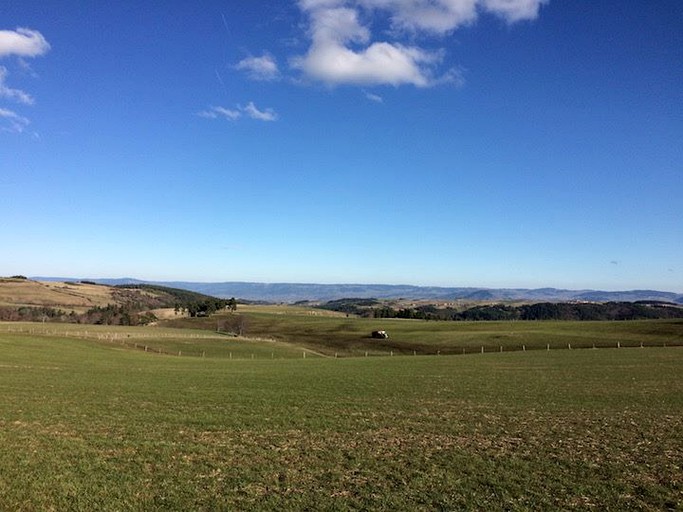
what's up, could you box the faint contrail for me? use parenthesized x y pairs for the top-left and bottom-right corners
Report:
(215, 68), (229, 95)
(215, 69), (225, 86)
(220, 12), (230, 34)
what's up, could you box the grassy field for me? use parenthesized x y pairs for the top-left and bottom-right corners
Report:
(0, 322), (318, 360)
(0, 322), (681, 510)
(164, 307), (683, 357)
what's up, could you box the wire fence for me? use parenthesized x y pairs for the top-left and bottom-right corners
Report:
(1, 323), (681, 360)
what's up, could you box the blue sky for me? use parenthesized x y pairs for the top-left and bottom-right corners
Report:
(1, 0), (681, 291)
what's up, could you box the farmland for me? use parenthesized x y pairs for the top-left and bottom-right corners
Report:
(1, 318), (682, 510)
(164, 305), (683, 357)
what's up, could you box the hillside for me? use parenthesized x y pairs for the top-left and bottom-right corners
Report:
(0, 278), (233, 324)
(0, 278), (117, 310)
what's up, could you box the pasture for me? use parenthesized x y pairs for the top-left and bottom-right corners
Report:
(164, 307), (683, 357)
(0, 321), (681, 510)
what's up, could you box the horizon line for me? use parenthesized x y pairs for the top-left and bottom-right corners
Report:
(24, 276), (683, 295)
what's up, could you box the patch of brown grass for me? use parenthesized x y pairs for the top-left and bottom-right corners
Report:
(0, 280), (115, 310)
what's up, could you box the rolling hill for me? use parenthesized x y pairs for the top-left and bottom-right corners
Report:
(0, 277), (225, 315)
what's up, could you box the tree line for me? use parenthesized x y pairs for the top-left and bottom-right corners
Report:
(175, 298), (237, 317)
(321, 300), (683, 321)
(0, 305), (157, 326)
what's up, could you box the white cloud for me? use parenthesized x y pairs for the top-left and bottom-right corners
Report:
(357, 0), (546, 32)
(364, 90), (383, 102)
(293, 5), (447, 86)
(0, 66), (34, 105)
(0, 107), (29, 133)
(243, 102), (278, 121)
(0, 28), (50, 58)
(236, 54), (280, 81)
(292, 0), (548, 86)
(307, 7), (370, 45)
(359, 0), (479, 33)
(0, 28), (50, 135)
(299, 0), (344, 9)
(198, 106), (242, 120)
(294, 39), (442, 86)
(481, 0), (548, 23)
(198, 103), (278, 122)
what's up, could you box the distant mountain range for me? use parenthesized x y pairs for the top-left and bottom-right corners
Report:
(31, 277), (683, 304)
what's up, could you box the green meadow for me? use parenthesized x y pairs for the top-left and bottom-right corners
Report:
(166, 308), (683, 356)
(1, 319), (682, 510)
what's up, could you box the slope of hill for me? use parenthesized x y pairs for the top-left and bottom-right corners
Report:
(0, 278), (227, 314)
(0, 278), (116, 310)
